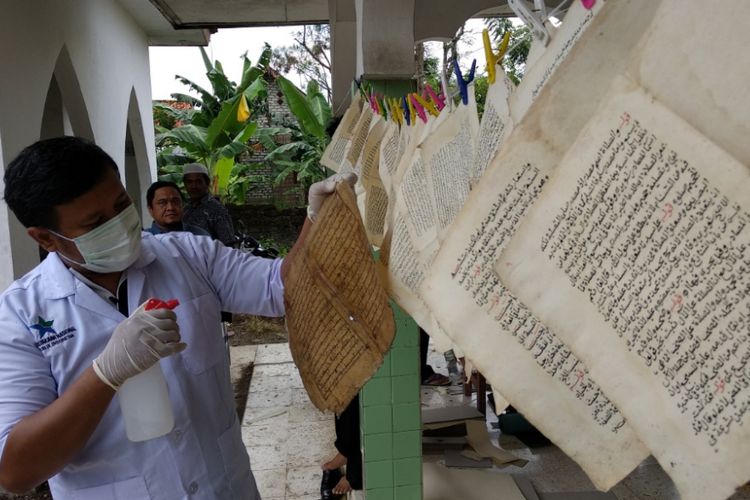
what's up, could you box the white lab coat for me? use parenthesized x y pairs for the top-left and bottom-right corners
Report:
(0, 232), (285, 499)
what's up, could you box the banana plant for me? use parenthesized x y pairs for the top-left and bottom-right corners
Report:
(155, 44), (272, 199)
(257, 76), (332, 189)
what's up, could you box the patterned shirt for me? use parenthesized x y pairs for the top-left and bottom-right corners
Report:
(183, 194), (236, 246)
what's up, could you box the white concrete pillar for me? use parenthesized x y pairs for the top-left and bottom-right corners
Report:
(355, 0), (416, 79)
(329, 0), (358, 116)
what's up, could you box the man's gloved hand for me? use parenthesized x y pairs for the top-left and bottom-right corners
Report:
(307, 172), (358, 222)
(92, 300), (186, 391)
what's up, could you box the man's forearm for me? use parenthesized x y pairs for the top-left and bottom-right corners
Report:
(0, 367), (115, 493)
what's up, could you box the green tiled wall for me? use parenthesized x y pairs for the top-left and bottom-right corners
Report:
(360, 300), (422, 499)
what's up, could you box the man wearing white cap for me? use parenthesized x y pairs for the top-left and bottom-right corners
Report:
(182, 163), (236, 246)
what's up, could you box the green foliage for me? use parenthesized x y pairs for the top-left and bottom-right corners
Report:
(224, 162), (268, 205)
(422, 56), (442, 93)
(272, 25), (331, 103)
(473, 75), (489, 119)
(154, 45), (273, 204)
(484, 18), (532, 85)
(258, 75), (332, 190)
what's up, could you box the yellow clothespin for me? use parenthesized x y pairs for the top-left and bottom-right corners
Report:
(390, 98), (403, 125)
(483, 29), (511, 85)
(414, 92), (439, 117)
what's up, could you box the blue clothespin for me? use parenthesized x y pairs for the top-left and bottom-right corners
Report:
(452, 58), (476, 105)
(401, 95), (411, 126)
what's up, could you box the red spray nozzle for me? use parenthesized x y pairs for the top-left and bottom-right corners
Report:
(144, 298), (180, 311)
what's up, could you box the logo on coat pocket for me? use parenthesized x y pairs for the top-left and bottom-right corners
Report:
(29, 316), (77, 351)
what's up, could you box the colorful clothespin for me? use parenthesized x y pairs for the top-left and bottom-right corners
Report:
(377, 95), (388, 120)
(401, 95), (411, 126)
(409, 93), (428, 123)
(415, 92), (439, 117)
(482, 29), (511, 85)
(453, 58), (476, 105)
(390, 98), (403, 126)
(424, 84), (445, 111)
(508, 0), (551, 47)
(407, 93), (417, 124)
(353, 76), (366, 98)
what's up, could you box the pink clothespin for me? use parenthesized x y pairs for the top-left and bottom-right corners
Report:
(369, 93), (379, 113)
(409, 94), (428, 123)
(424, 84), (445, 111)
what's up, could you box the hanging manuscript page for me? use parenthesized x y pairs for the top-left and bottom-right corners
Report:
(285, 183), (395, 414)
(345, 106), (375, 174)
(510, 0), (603, 123)
(359, 120), (389, 247)
(378, 212), (455, 354)
(420, 0), (661, 488)
(421, 88), (480, 242)
(498, 79), (750, 500)
(628, 0), (750, 167)
(377, 121), (401, 195)
(321, 98), (363, 172)
(471, 72), (514, 187)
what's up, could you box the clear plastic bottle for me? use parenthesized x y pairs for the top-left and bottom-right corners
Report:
(118, 362), (174, 441)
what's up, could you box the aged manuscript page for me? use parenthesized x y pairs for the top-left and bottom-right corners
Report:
(420, 0), (662, 489)
(378, 121), (401, 198)
(498, 80), (750, 500)
(379, 116), (460, 353)
(421, 90), (479, 242)
(345, 105), (375, 173)
(379, 209), (454, 354)
(397, 148), (439, 254)
(321, 98), (363, 172)
(471, 73), (514, 187)
(509, 0), (603, 123)
(285, 183), (395, 414)
(359, 120), (388, 247)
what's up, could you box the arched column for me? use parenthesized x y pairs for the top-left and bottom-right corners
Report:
(124, 88), (153, 223)
(42, 45), (95, 141)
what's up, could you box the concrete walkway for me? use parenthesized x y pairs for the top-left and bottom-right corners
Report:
(235, 343), (750, 500)
(240, 343), (337, 500)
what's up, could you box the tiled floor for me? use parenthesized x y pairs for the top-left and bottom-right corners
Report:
(423, 345), (750, 500)
(241, 343), (337, 500)
(241, 343), (750, 500)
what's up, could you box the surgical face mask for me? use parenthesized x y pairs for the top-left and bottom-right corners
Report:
(50, 204), (142, 273)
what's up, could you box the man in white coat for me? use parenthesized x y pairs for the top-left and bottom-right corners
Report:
(0, 136), (353, 499)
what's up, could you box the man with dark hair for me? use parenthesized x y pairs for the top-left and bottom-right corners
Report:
(182, 163), (236, 246)
(145, 180), (208, 237)
(0, 136), (354, 499)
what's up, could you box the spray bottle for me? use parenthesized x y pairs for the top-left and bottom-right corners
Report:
(118, 298), (179, 441)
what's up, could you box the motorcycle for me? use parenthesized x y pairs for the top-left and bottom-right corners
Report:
(234, 220), (280, 259)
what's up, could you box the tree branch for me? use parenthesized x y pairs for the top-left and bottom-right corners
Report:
(293, 37), (331, 71)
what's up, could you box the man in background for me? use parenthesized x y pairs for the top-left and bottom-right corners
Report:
(182, 163), (236, 246)
(145, 180), (209, 237)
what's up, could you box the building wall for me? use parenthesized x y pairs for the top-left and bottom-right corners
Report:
(244, 78), (305, 208)
(0, 0), (156, 288)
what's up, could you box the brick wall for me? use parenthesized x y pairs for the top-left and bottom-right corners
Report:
(238, 77), (306, 208)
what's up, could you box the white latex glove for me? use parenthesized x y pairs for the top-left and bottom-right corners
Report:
(307, 172), (358, 222)
(93, 300), (186, 390)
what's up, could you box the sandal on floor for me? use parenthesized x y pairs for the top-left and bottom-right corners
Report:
(422, 373), (451, 386)
(321, 468), (342, 500)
